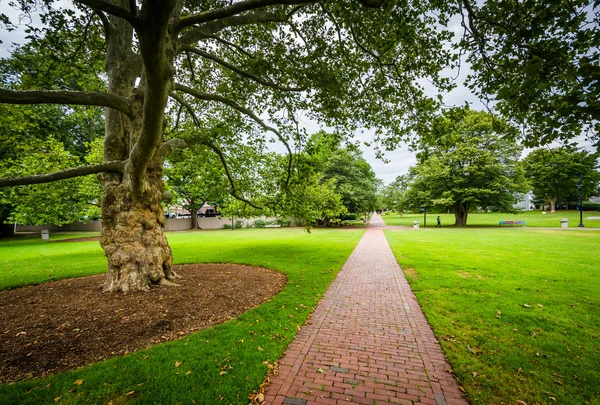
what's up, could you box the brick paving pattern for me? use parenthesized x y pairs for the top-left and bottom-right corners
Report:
(263, 216), (469, 405)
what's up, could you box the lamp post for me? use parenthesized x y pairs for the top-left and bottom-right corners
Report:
(577, 173), (585, 228)
(420, 207), (427, 228)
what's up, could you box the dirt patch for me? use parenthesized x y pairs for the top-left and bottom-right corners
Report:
(402, 267), (419, 279)
(0, 264), (286, 383)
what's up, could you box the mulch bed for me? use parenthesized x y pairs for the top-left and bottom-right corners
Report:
(0, 264), (286, 383)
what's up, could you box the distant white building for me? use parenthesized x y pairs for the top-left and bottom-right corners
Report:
(514, 192), (535, 211)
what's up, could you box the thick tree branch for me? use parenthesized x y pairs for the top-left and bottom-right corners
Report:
(180, 45), (303, 91)
(76, 0), (138, 27)
(173, 83), (293, 187)
(158, 138), (189, 159)
(175, 0), (316, 33)
(92, 8), (113, 39)
(127, 0), (177, 197)
(179, 12), (283, 46)
(0, 88), (134, 115)
(0, 161), (125, 188)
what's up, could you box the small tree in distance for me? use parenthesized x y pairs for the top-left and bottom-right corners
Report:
(523, 147), (600, 212)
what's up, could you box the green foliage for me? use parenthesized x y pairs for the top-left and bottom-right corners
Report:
(406, 108), (527, 225)
(0, 138), (102, 225)
(463, 0), (600, 146)
(164, 144), (229, 220)
(252, 219), (269, 228)
(274, 217), (291, 227)
(379, 174), (411, 213)
(0, 228), (364, 404)
(385, 228), (600, 404)
(523, 147), (600, 208)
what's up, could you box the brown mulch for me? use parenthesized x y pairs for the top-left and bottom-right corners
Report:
(0, 264), (287, 383)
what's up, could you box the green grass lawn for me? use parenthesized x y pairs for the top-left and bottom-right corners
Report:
(0, 228), (364, 404)
(0, 232), (103, 290)
(381, 210), (600, 228)
(385, 228), (600, 405)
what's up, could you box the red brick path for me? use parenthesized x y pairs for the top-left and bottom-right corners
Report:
(263, 218), (469, 405)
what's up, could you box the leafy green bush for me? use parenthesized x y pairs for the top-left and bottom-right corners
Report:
(252, 219), (273, 228)
(340, 213), (358, 220)
(235, 220), (243, 229)
(582, 201), (600, 211)
(275, 217), (291, 227)
(223, 224), (232, 229)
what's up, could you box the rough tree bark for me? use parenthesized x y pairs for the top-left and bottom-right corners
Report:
(98, 2), (177, 292)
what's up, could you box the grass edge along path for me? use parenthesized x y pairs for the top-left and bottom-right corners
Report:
(384, 228), (600, 405)
(0, 228), (365, 404)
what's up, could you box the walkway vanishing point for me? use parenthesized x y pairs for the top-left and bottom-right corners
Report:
(263, 215), (469, 405)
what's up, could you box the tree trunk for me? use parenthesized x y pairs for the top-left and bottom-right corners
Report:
(0, 204), (14, 238)
(100, 161), (175, 292)
(453, 203), (469, 226)
(97, 4), (176, 292)
(191, 205), (199, 229)
(0, 223), (14, 238)
(550, 198), (556, 212)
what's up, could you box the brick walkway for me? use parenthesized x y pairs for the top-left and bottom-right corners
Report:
(263, 216), (469, 405)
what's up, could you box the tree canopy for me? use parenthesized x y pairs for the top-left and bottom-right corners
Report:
(405, 108), (527, 226)
(462, 0), (600, 147)
(523, 147), (600, 212)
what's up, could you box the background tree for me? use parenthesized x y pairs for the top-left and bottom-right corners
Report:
(461, 0), (600, 147)
(164, 145), (229, 229)
(522, 147), (600, 212)
(301, 132), (379, 218)
(379, 174), (411, 215)
(406, 108), (527, 226)
(0, 0), (455, 292)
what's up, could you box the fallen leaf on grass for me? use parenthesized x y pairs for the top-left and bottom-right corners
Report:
(220, 371), (227, 376)
(523, 304), (532, 308)
(125, 391), (135, 396)
(554, 380), (563, 385)
(257, 347), (264, 351)
(186, 370), (192, 375)
(73, 379), (83, 385)
(516, 401), (528, 405)
(54, 397), (62, 402)
(175, 361), (181, 367)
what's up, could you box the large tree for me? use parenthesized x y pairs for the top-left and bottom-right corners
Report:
(406, 108), (527, 226)
(0, 0), (454, 292)
(522, 147), (600, 212)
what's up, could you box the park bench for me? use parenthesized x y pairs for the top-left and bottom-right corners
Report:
(264, 224), (281, 228)
(498, 220), (526, 227)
